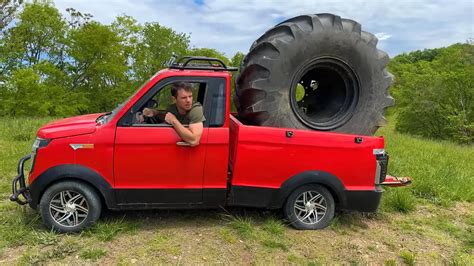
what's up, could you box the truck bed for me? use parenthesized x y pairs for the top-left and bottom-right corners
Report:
(228, 115), (384, 192)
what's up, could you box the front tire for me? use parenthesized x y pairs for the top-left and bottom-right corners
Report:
(39, 181), (101, 233)
(284, 184), (335, 230)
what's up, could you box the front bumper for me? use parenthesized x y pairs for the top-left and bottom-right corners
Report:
(10, 154), (32, 205)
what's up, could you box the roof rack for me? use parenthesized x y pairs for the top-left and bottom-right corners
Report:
(168, 56), (238, 72)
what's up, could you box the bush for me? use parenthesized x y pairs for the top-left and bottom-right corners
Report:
(389, 44), (474, 144)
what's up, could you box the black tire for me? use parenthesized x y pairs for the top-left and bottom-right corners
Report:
(39, 181), (101, 233)
(235, 13), (394, 135)
(284, 184), (335, 230)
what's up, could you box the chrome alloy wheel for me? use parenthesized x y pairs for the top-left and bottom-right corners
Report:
(294, 190), (327, 225)
(49, 190), (89, 227)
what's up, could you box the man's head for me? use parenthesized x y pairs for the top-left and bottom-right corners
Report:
(171, 82), (193, 112)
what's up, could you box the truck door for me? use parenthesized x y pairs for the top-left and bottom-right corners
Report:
(113, 77), (218, 206)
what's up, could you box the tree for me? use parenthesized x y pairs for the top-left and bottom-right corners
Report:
(132, 22), (190, 82)
(0, 1), (66, 71)
(389, 44), (474, 144)
(187, 47), (230, 66)
(0, 0), (23, 36)
(67, 21), (129, 112)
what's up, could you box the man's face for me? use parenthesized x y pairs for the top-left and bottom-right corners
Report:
(174, 88), (193, 111)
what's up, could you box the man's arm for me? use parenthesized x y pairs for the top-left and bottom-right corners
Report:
(165, 113), (203, 146)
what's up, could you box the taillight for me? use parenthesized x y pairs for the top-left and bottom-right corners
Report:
(374, 149), (389, 184)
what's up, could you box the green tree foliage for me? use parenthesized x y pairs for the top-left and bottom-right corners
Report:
(230, 52), (245, 112)
(0, 1), (194, 116)
(134, 22), (189, 82)
(0, 1), (66, 70)
(0, 0), (22, 36)
(389, 44), (474, 144)
(188, 47), (230, 66)
(68, 21), (128, 112)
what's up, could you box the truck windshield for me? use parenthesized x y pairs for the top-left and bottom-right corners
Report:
(97, 74), (158, 124)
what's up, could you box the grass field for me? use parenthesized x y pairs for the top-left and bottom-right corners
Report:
(0, 116), (472, 264)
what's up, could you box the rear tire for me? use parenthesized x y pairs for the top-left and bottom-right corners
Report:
(284, 184), (335, 230)
(235, 13), (394, 135)
(39, 181), (101, 233)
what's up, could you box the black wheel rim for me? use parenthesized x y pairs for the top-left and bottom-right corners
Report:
(290, 57), (359, 130)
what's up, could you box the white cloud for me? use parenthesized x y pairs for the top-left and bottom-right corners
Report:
(375, 32), (392, 41)
(52, 0), (474, 57)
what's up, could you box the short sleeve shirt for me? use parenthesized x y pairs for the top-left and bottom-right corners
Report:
(166, 102), (206, 125)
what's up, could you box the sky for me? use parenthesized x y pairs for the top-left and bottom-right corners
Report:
(53, 0), (474, 58)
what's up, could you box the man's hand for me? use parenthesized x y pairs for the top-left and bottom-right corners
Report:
(165, 112), (177, 125)
(143, 108), (156, 117)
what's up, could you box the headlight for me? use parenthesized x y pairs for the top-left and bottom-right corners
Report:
(32, 138), (50, 153)
(31, 138), (50, 173)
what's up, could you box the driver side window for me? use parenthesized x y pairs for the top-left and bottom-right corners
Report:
(133, 81), (205, 126)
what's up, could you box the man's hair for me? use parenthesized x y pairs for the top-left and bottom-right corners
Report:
(171, 82), (193, 97)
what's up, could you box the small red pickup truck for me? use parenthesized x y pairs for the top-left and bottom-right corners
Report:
(11, 57), (409, 233)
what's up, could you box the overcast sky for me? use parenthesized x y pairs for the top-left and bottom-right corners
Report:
(53, 0), (473, 58)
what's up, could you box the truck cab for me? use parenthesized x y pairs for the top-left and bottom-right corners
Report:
(11, 57), (410, 233)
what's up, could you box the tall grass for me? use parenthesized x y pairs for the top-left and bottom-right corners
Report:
(0, 117), (57, 192)
(378, 118), (474, 209)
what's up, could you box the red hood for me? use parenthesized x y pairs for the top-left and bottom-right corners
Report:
(37, 113), (104, 139)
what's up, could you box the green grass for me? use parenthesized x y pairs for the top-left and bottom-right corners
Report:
(80, 248), (107, 261)
(225, 214), (256, 240)
(400, 250), (416, 266)
(378, 118), (474, 209)
(381, 188), (417, 213)
(82, 216), (141, 242)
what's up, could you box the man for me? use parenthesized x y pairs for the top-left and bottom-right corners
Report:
(143, 82), (205, 146)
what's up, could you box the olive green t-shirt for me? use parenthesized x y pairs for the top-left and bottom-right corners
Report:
(166, 102), (206, 125)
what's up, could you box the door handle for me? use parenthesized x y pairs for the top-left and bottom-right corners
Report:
(176, 141), (192, 147)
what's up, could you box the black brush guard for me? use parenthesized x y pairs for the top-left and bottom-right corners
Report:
(10, 154), (32, 205)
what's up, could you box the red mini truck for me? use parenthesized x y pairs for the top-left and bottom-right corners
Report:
(11, 57), (410, 233)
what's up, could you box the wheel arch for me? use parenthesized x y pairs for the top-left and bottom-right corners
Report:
(29, 164), (117, 210)
(271, 170), (347, 209)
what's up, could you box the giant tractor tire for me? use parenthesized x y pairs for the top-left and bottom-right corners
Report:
(235, 13), (394, 135)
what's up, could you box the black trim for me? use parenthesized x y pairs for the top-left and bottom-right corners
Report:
(343, 189), (382, 212)
(115, 188), (227, 209)
(228, 171), (382, 212)
(28, 164), (117, 210)
(376, 153), (389, 183)
(116, 189), (202, 204)
(203, 188), (227, 207)
(228, 186), (279, 208)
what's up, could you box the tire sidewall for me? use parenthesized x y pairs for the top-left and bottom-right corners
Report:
(284, 184), (335, 230)
(267, 31), (381, 130)
(39, 181), (101, 233)
(237, 15), (392, 135)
